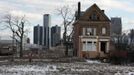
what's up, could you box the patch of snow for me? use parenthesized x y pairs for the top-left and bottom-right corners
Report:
(86, 60), (101, 64)
(7, 65), (58, 72)
(0, 60), (8, 62)
(114, 71), (121, 75)
(115, 71), (134, 75)
(0, 63), (133, 75)
(71, 68), (89, 71)
(128, 72), (134, 75)
(0, 65), (59, 75)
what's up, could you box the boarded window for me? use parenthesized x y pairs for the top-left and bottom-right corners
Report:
(87, 41), (92, 51)
(83, 28), (85, 36)
(82, 41), (86, 51)
(102, 27), (106, 34)
(82, 41), (97, 51)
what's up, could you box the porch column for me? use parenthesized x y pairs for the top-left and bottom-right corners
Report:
(99, 42), (101, 52)
(85, 41), (87, 51)
(96, 36), (99, 52)
(92, 41), (94, 51)
(79, 37), (82, 57)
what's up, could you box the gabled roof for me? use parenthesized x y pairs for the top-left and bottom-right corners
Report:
(79, 3), (110, 21)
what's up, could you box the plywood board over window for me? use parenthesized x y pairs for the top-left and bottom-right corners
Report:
(87, 41), (92, 51)
(102, 27), (106, 34)
(82, 41), (86, 51)
(82, 41), (96, 51)
(83, 28), (85, 36)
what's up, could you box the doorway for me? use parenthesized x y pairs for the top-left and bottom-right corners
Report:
(100, 42), (106, 53)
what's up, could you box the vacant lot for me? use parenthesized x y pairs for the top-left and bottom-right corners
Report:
(0, 60), (134, 75)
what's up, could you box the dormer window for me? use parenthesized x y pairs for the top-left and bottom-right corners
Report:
(89, 12), (99, 21)
(91, 13), (97, 20)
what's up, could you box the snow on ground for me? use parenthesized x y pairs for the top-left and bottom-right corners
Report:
(0, 64), (58, 75)
(0, 60), (8, 63)
(0, 61), (134, 75)
(86, 60), (101, 64)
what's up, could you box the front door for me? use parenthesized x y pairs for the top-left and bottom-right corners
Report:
(100, 42), (106, 53)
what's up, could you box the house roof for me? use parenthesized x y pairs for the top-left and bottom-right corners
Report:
(73, 3), (110, 25)
(80, 3), (110, 21)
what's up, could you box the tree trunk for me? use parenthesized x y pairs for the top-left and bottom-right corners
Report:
(63, 27), (67, 44)
(20, 37), (23, 58)
(63, 27), (68, 56)
(20, 22), (24, 58)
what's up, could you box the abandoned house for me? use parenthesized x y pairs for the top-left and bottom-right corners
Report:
(73, 2), (111, 58)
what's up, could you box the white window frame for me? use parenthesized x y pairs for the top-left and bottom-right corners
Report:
(93, 28), (96, 36)
(83, 28), (85, 36)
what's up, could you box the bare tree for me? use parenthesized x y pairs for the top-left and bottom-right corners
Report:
(130, 29), (134, 44)
(57, 6), (75, 56)
(129, 29), (134, 50)
(111, 33), (129, 51)
(1, 14), (29, 58)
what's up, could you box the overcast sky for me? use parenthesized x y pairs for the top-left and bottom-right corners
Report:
(0, 0), (134, 43)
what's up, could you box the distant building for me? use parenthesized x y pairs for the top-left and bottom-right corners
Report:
(111, 17), (122, 36)
(23, 44), (43, 51)
(51, 25), (61, 47)
(33, 24), (43, 45)
(0, 40), (17, 55)
(27, 38), (30, 44)
(73, 2), (111, 58)
(43, 14), (51, 49)
(33, 14), (51, 49)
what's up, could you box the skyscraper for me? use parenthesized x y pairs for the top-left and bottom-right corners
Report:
(111, 17), (122, 36)
(43, 14), (51, 49)
(51, 25), (61, 47)
(33, 24), (43, 45)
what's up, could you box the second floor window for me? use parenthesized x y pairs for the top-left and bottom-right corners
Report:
(83, 27), (96, 36)
(102, 27), (106, 34)
(86, 28), (92, 35)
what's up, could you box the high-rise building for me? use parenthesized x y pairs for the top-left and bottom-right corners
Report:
(43, 14), (51, 49)
(51, 25), (61, 47)
(33, 24), (43, 45)
(111, 17), (122, 36)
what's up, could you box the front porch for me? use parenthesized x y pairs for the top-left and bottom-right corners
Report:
(79, 36), (110, 58)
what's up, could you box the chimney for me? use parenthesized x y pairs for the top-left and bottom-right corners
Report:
(77, 2), (81, 20)
(102, 10), (104, 13)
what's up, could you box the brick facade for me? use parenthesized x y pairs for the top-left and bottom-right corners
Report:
(73, 4), (111, 58)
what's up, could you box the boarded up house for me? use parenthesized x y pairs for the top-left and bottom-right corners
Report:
(73, 3), (111, 58)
